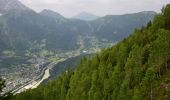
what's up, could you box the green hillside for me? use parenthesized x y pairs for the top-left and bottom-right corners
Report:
(10, 4), (170, 100)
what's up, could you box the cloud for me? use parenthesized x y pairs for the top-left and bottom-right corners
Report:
(19, 0), (170, 17)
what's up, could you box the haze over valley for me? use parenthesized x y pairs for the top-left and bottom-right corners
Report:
(0, 0), (170, 100)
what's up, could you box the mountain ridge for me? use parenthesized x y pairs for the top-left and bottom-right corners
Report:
(0, 0), (30, 14)
(72, 12), (99, 21)
(40, 9), (66, 20)
(0, 0), (156, 54)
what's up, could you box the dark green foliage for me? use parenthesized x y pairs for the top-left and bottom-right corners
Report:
(0, 79), (12, 100)
(12, 4), (170, 100)
(0, 79), (5, 100)
(0, 79), (5, 93)
(49, 54), (92, 80)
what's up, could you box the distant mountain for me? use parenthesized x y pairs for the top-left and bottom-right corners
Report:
(72, 12), (99, 21)
(0, 11), (80, 53)
(139, 11), (157, 15)
(0, 0), (30, 14)
(91, 11), (156, 42)
(40, 9), (66, 21)
(0, 0), (156, 55)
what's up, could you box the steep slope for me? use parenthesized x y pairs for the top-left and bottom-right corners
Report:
(40, 9), (66, 23)
(72, 12), (99, 21)
(0, 0), (30, 14)
(40, 9), (64, 19)
(91, 11), (156, 42)
(12, 4), (170, 100)
(49, 54), (92, 80)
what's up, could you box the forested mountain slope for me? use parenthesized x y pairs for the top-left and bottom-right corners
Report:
(11, 4), (170, 100)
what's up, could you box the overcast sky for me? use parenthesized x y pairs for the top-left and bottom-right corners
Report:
(19, 0), (170, 17)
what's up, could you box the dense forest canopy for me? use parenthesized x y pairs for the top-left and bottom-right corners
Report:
(2, 4), (170, 100)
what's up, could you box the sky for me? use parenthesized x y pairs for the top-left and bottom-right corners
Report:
(19, 0), (170, 17)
